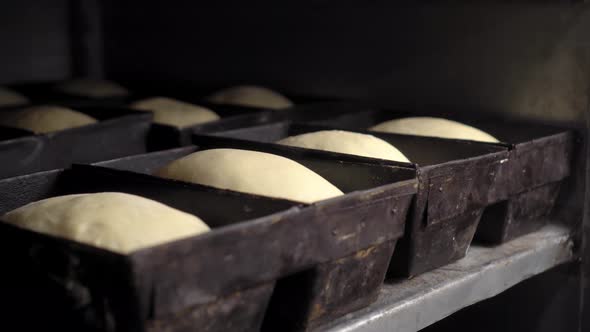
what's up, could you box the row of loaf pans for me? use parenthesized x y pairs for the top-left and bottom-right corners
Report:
(0, 99), (287, 178)
(0, 102), (364, 179)
(194, 101), (575, 245)
(0, 97), (575, 266)
(0, 102), (575, 331)
(205, 119), (572, 245)
(0, 143), (417, 332)
(1, 80), (279, 156)
(0, 82), (344, 153)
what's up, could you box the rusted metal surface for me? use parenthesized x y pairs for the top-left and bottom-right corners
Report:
(0, 145), (416, 331)
(477, 182), (562, 244)
(146, 284), (275, 332)
(504, 133), (573, 194)
(263, 241), (397, 332)
(317, 225), (574, 332)
(390, 209), (483, 277)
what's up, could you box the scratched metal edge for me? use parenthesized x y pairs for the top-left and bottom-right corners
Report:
(317, 224), (573, 332)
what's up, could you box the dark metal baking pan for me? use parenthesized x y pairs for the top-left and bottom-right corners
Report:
(98, 144), (416, 331)
(0, 166), (297, 332)
(0, 105), (151, 179)
(202, 122), (509, 277)
(308, 107), (574, 245)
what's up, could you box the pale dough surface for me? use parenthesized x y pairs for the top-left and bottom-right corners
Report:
(130, 97), (220, 127)
(370, 117), (500, 143)
(156, 148), (343, 203)
(0, 105), (97, 133)
(1, 192), (210, 254)
(208, 85), (293, 109)
(56, 79), (129, 98)
(277, 130), (410, 163)
(0, 87), (28, 107)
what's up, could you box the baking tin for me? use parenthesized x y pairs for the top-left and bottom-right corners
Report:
(100, 144), (416, 331)
(308, 107), (574, 244)
(0, 105), (151, 179)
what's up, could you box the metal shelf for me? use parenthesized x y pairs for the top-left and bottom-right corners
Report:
(317, 224), (574, 332)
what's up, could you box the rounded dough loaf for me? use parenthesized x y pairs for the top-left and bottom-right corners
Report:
(277, 130), (410, 163)
(1, 192), (210, 254)
(56, 79), (129, 98)
(0, 105), (97, 133)
(0, 87), (28, 108)
(130, 97), (220, 127)
(370, 117), (499, 143)
(208, 85), (293, 109)
(155, 148), (343, 203)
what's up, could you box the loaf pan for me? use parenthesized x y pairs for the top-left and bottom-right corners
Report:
(0, 105), (151, 179)
(309, 107), (574, 244)
(99, 144), (416, 331)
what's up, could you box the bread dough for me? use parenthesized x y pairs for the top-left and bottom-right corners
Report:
(0, 87), (28, 107)
(0, 105), (97, 133)
(277, 130), (410, 163)
(155, 148), (343, 203)
(56, 79), (129, 98)
(1, 192), (210, 254)
(130, 97), (220, 127)
(370, 117), (499, 143)
(208, 85), (293, 109)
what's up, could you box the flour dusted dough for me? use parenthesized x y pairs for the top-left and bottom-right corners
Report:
(370, 117), (499, 143)
(0, 87), (28, 107)
(156, 148), (343, 203)
(277, 130), (410, 163)
(56, 79), (129, 98)
(130, 97), (220, 127)
(0, 105), (97, 133)
(208, 85), (293, 109)
(1, 192), (210, 254)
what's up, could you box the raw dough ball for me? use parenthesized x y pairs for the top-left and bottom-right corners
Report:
(155, 148), (343, 203)
(0, 105), (97, 133)
(208, 85), (293, 109)
(0, 87), (28, 107)
(277, 130), (410, 163)
(56, 79), (129, 98)
(370, 117), (499, 143)
(130, 97), (220, 127)
(1, 192), (210, 254)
